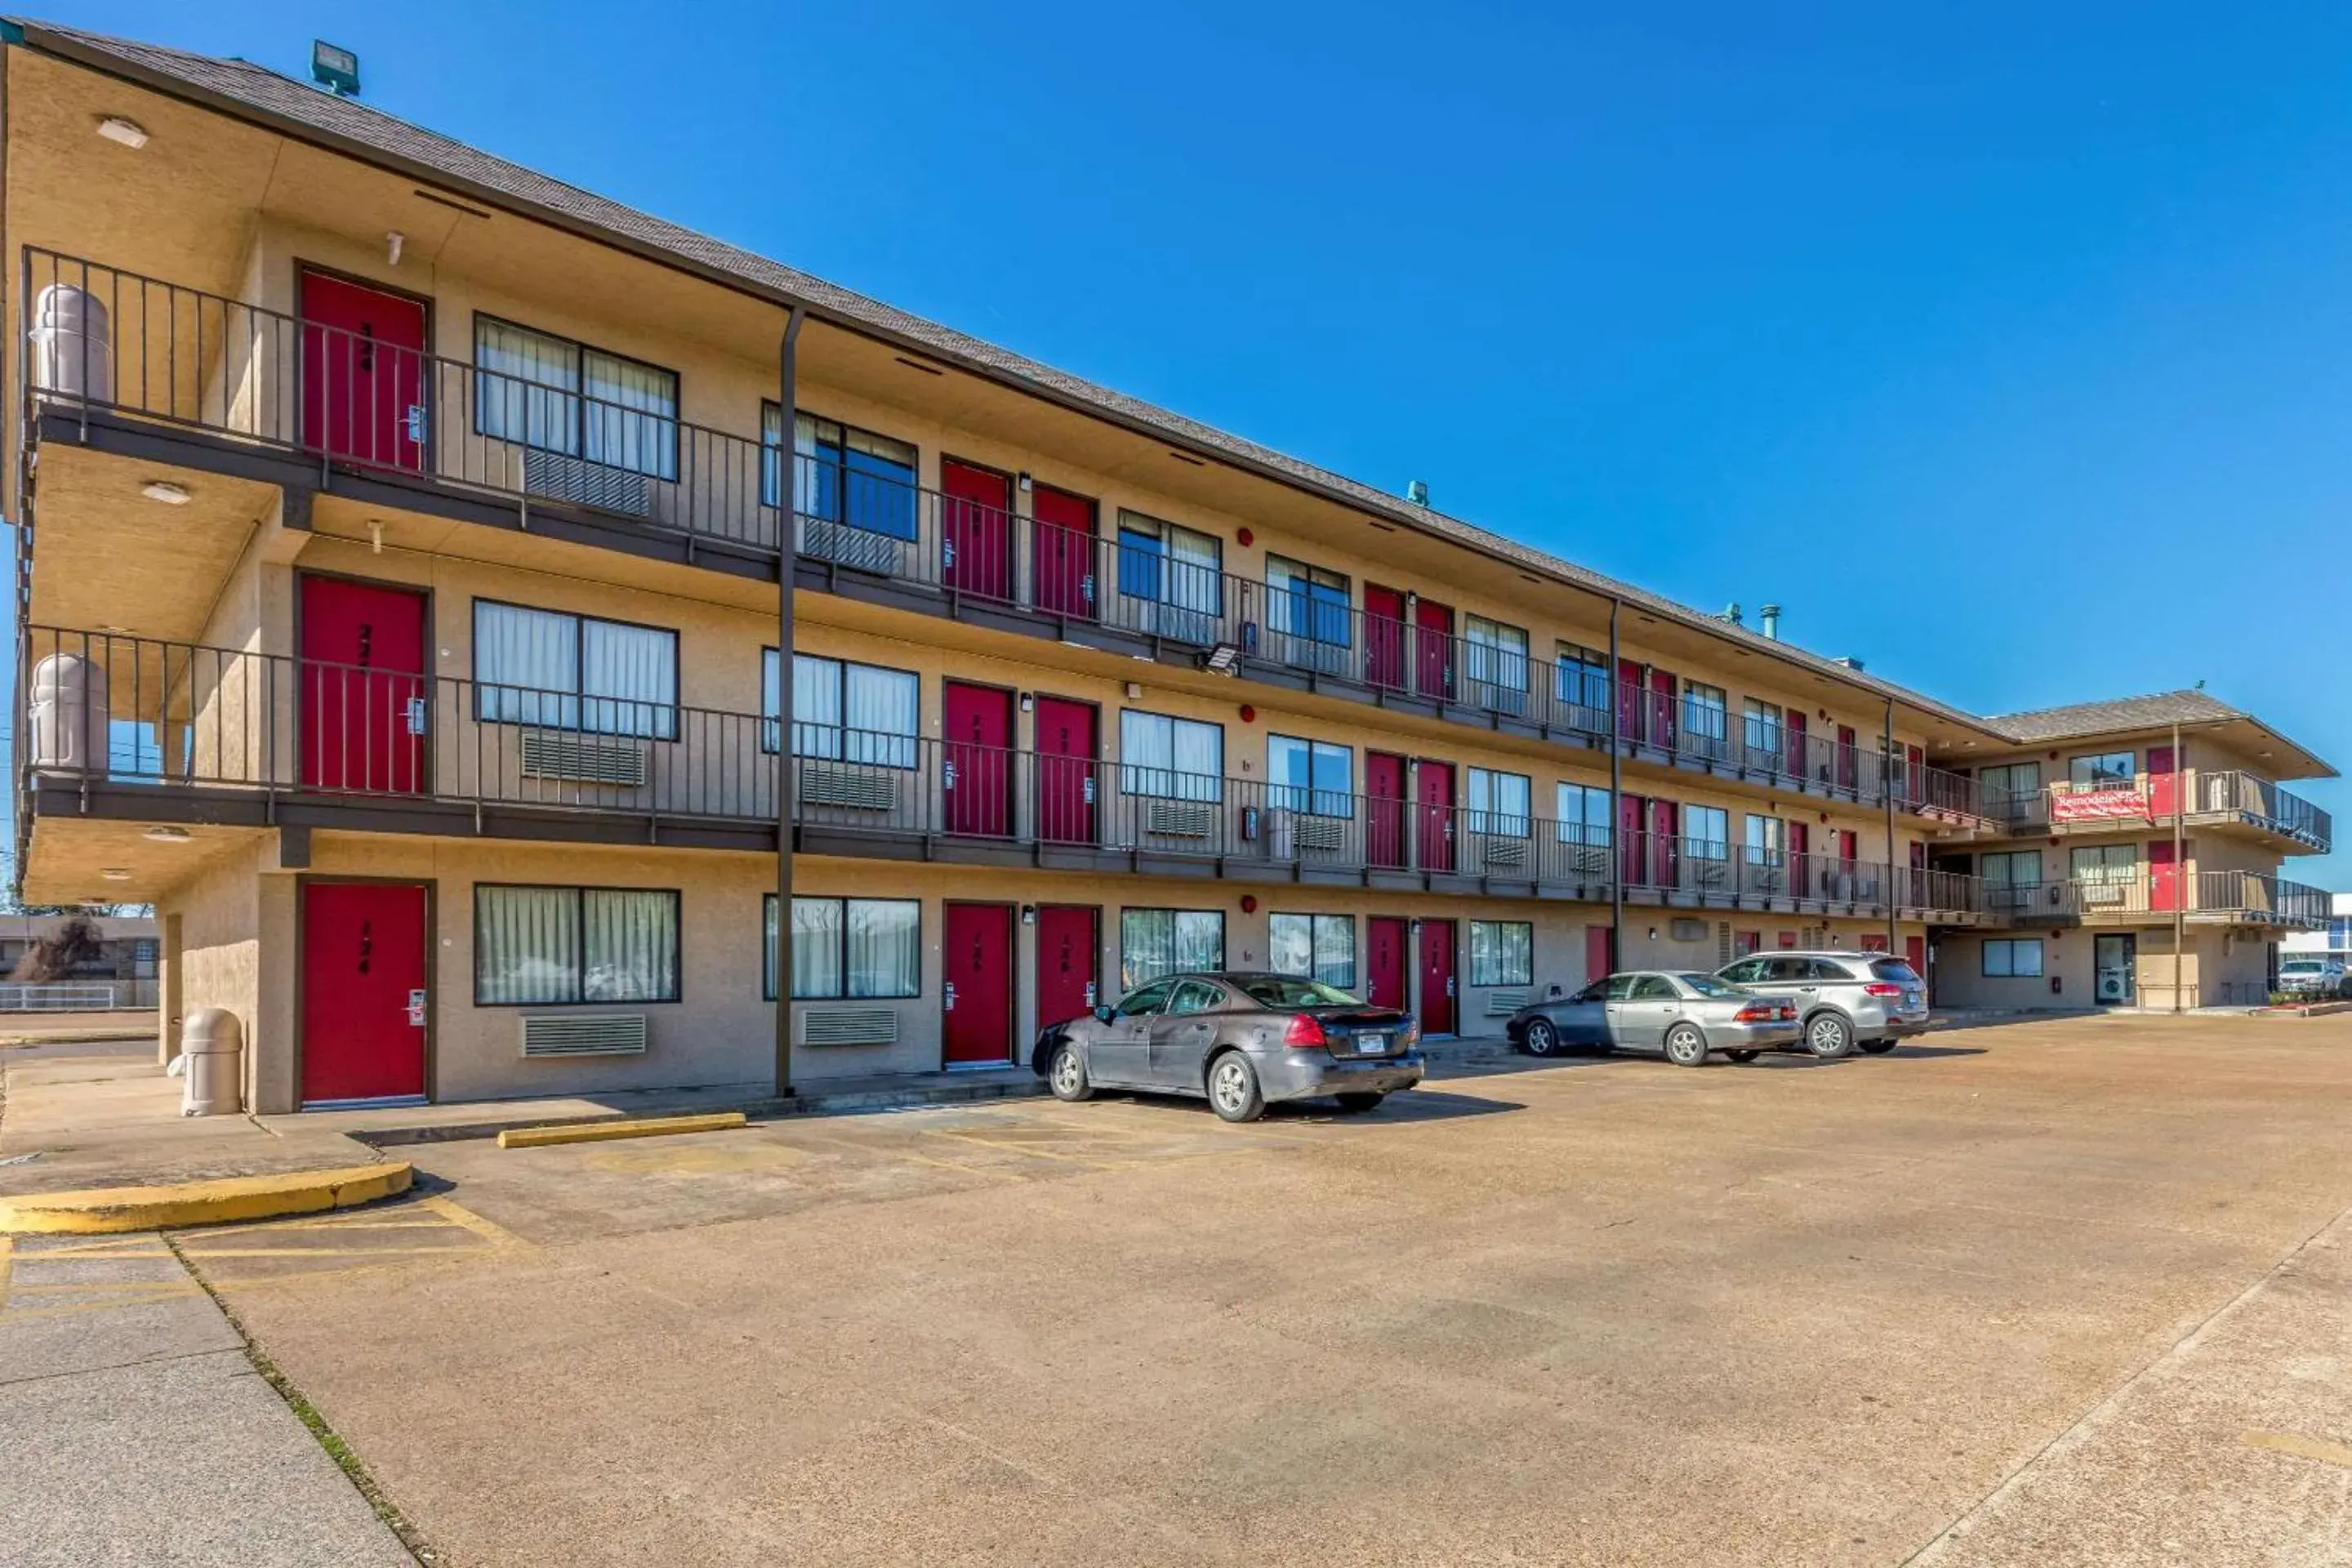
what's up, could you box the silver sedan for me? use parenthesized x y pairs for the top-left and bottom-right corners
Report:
(1506, 970), (1802, 1066)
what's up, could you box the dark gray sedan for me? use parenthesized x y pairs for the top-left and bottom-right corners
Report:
(1035, 972), (1424, 1122)
(1506, 970), (1802, 1066)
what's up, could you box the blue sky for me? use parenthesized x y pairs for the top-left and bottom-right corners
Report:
(16, 2), (2352, 882)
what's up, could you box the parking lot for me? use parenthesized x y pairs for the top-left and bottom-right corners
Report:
(197, 1015), (2352, 1566)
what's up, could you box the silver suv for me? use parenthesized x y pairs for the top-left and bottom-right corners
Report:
(1713, 951), (1929, 1058)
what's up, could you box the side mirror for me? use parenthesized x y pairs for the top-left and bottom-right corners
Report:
(1092, 1004), (1116, 1023)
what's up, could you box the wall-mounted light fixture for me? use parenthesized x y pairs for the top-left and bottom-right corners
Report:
(144, 826), (191, 844)
(1017, 472), (1032, 492)
(1021, 905), (1036, 925)
(1018, 693), (1034, 713)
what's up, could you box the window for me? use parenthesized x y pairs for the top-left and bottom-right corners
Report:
(1979, 762), (2042, 807)
(1742, 699), (1782, 760)
(1269, 913), (1356, 990)
(2069, 751), (2137, 790)
(1113, 979), (1178, 1016)
(1981, 849), (2042, 888)
(1734, 931), (1762, 958)
(474, 601), (678, 739)
(1629, 973), (1677, 1000)
(2069, 844), (2138, 885)
(1555, 782), (1612, 846)
(1463, 616), (1530, 697)
(1169, 979), (1227, 1014)
(765, 895), (921, 1000)
(475, 885), (679, 1004)
(1684, 804), (1729, 855)
(1744, 814), (1785, 863)
(474, 317), (678, 479)
(1468, 921), (1533, 987)
(1267, 735), (1352, 817)
(1982, 938), (2045, 978)
(1554, 643), (1612, 721)
(1265, 557), (1351, 649)
(1682, 683), (1728, 748)
(1120, 710), (1223, 801)
(764, 650), (918, 765)
(1115, 511), (1222, 635)
(763, 408), (918, 537)
(1234, 975), (1359, 1009)
(1120, 908), (1225, 989)
(1467, 767), (1531, 836)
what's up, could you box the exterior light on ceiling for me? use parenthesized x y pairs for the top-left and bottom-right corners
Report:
(141, 480), (192, 506)
(96, 116), (149, 149)
(144, 826), (192, 843)
(100, 868), (131, 881)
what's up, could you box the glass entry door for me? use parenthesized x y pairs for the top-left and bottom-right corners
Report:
(2094, 933), (2137, 1005)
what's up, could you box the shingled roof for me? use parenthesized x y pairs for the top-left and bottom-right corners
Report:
(1990, 690), (2248, 744)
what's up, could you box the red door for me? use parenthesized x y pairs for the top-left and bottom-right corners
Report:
(1585, 924), (1614, 987)
(1648, 670), (1677, 751)
(1789, 820), (1811, 894)
(1035, 906), (1099, 1029)
(943, 902), (1015, 1064)
(1906, 744), (1927, 807)
(300, 575), (426, 793)
(300, 270), (427, 470)
(1616, 658), (1643, 742)
(1365, 751), (1409, 868)
(1649, 800), (1678, 889)
(1619, 793), (1646, 886)
(942, 459), (1014, 602)
(1033, 695), (1098, 844)
(1785, 710), (1809, 779)
(301, 881), (427, 1105)
(1417, 919), (1457, 1036)
(1365, 917), (1410, 1011)
(1837, 725), (1859, 791)
(1416, 760), (1456, 872)
(1364, 585), (1408, 691)
(2149, 839), (2180, 912)
(943, 681), (1014, 837)
(1905, 934), (1927, 981)
(2146, 745), (2177, 817)
(1414, 599), (1454, 701)
(1032, 485), (1098, 620)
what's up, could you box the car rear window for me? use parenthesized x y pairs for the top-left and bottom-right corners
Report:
(1869, 960), (1922, 984)
(1676, 973), (1744, 999)
(1233, 977), (1361, 1009)
(2281, 960), (2327, 973)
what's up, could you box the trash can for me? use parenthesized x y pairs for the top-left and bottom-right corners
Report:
(180, 1007), (243, 1117)
(28, 651), (109, 773)
(28, 283), (112, 402)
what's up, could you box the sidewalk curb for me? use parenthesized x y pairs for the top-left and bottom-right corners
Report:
(0, 1160), (413, 1234)
(497, 1111), (746, 1148)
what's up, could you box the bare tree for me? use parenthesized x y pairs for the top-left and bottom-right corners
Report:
(12, 913), (105, 983)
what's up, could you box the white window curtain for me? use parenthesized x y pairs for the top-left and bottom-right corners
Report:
(582, 889), (679, 1001)
(581, 350), (678, 480)
(844, 665), (918, 768)
(475, 319), (579, 455)
(475, 602), (578, 728)
(1120, 909), (1225, 989)
(791, 897), (844, 999)
(1120, 711), (1222, 802)
(791, 653), (843, 759)
(475, 885), (580, 1004)
(1165, 523), (1221, 616)
(844, 900), (921, 997)
(1470, 922), (1533, 987)
(581, 618), (675, 739)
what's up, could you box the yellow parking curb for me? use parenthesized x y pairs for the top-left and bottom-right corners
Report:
(497, 1111), (747, 1149)
(0, 1162), (414, 1236)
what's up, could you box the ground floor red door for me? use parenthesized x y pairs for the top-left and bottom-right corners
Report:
(1418, 919), (1457, 1036)
(943, 902), (1015, 1065)
(1033, 695), (1098, 843)
(1035, 906), (1098, 1030)
(1586, 924), (1614, 986)
(1365, 751), (1408, 868)
(1364, 585), (1407, 690)
(942, 458), (1014, 601)
(301, 880), (428, 1106)
(943, 680), (1015, 837)
(1365, 917), (1409, 1011)
(1032, 485), (1098, 619)
(299, 574), (428, 793)
(2149, 839), (2181, 912)
(1905, 934), (1927, 979)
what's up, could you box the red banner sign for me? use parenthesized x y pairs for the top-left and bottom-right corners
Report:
(2049, 787), (2149, 824)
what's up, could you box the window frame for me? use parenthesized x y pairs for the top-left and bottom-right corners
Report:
(1267, 911), (1357, 991)
(1466, 766), (1533, 837)
(1119, 710), (1225, 802)
(1263, 555), (1352, 648)
(764, 893), (923, 1001)
(1741, 697), (1783, 760)
(471, 598), (681, 741)
(1554, 782), (1613, 846)
(1266, 733), (1353, 818)
(762, 405), (920, 534)
(1982, 938), (2046, 978)
(762, 647), (920, 766)
(1114, 510), (1225, 621)
(473, 884), (682, 1006)
(1462, 615), (1531, 696)
(471, 313), (680, 479)
(1682, 682), (1730, 743)
(1554, 642), (1613, 722)
(1468, 920), (1535, 987)
(2068, 751), (2138, 790)
(1118, 907), (1227, 991)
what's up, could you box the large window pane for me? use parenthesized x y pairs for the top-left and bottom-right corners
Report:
(474, 602), (579, 728)
(582, 889), (679, 1001)
(581, 349), (678, 480)
(791, 897), (844, 999)
(845, 899), (921, 997)
(767, 408), (918, 537)
(580, 617), (677, 739)
(475, 885), (580, 1004)
(1469, 921), (1533, 987)
(1120, 711), (1222, 801)
(474, 318), (579, 454)
(1121, 908), (1224, 990)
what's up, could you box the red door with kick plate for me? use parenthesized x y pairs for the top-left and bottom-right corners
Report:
(1416, 760), (1456, 872)
(1365, 751), (1408, 868)
(1789, 821), (1812, 898)
(1649, 800), (1678, 889)
(1617, 658), (1643, 742)
(1032, 485), (1098, 620)
(300, 270), (427, 470)
(1648, 670), (1677, 751)
(942, 459), (1014, 602)
(943, 681), (1014, 838)
(2146, 745), (2178, 818)
(1364, 585), (1408, 690)
(942, 902), (1015, 1065)
(300, 574), (427, 794)
(1035, 906), (1099, 1030)
(2149, 839), (2181, 912)
(1414, 599), (1454, 701)
(1585, 924), (1614, 987)
(1418, 919), (1458, 1036)
(1619, 793), (1646, 887)
(1785, 710), (1809, 779)
(301, 880), (428, 1105)
(1365, 917), (1410, 1012)
(1033, 695), (1098, 844)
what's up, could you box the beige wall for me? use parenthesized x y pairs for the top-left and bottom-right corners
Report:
(1932, 924), (2278, 1009)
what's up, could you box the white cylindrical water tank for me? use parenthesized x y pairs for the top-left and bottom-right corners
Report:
(180, 1007), (244, 1117)
(28, 283), (112, 403)
(27, 653), (110, 774)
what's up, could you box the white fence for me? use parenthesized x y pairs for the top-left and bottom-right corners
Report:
(0, 980), (157, 1012)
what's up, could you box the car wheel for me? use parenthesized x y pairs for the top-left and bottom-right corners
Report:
(1857, 1040), (1896, 1056)
(1664, 1023), (1710, 1067)
(1523, 1018), (1561, 1057)
(1206, 1052), (1266, 1123)
(1046, 1040), (1094, 1102)
(1806, 1012), (1855, 1059)
(1334, 1091), (1387, 1113)
(1726, 1049), (1759, 1063)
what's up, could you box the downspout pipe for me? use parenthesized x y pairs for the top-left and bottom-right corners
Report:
(1884, 697), (1899, 960)
(775, 306), (804, 1097)
(1608, 597), (1624, 974)
(2172, 720), (2185, 1013)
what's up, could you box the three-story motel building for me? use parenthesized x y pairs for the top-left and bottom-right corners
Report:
(3, 22), (2331, 1111)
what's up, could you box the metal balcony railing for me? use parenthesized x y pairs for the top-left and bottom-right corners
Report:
(1978, 770), (2331, 853)
(1978, 872), (2328, 927)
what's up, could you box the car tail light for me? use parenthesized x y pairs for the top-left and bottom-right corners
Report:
(1283, 1014), (1330, 1049)
(1862, 982), (1904, 997)
(1734, 1004), (1774, 1022)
